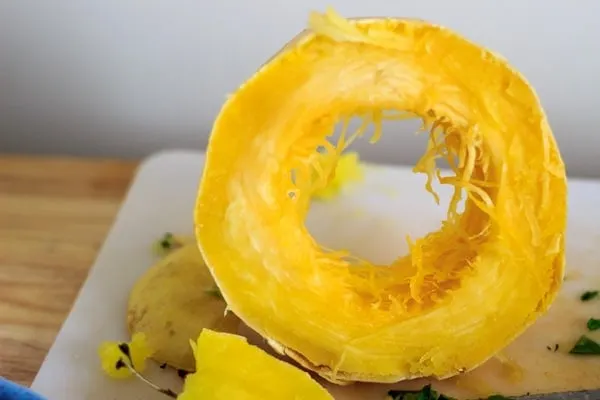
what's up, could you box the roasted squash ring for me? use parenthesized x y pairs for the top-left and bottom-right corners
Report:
(195, 9), (567, 383)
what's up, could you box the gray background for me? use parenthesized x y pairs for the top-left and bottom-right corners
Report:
(1, 0), (599, 177)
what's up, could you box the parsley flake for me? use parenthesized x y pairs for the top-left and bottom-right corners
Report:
(587, 318), (600, 331)
(388, 385), (449, 400)
(580, 290), (599, 301)
(160, 232), (175, 250)
(569, 335), (600, 355)
(386, 385), (513, 400)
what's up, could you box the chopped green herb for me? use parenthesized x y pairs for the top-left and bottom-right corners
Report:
(152, 232), (181, 256)
(587, 318), (600, 331)
(569, 335), (600, 355)
(386, 386), (512, 400)
(388, 385), (448, 400)
(580, 290), (599, 301)
(204, 286), (224, 300)
(160, 232), (175, 250)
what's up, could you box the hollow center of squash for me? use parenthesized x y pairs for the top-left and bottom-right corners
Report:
(274, 108), (492, 315)
(305, 116), (453, 265)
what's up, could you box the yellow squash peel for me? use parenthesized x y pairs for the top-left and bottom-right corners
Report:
(195, 9), (567, 384)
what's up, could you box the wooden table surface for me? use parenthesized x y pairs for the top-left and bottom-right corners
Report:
(0, 155), (138, 386)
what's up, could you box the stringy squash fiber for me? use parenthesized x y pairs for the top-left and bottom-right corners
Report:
(195, 9), (567, 384)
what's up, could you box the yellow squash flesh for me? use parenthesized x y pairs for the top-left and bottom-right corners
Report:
(195, 9), (567, 383)
(179, 330), (333, 400)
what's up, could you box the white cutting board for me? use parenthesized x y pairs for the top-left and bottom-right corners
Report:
(31, 150), (600, 399)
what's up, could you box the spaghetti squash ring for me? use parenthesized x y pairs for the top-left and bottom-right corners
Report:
(195, 9), (567, 384)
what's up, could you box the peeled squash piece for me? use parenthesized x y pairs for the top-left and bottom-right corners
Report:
(179, 329), (333, 400)
(195, 9), (567, 384)
(127, 243), (239, 371)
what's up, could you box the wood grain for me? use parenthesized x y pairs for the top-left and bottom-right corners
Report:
(0, 155), (138, 386)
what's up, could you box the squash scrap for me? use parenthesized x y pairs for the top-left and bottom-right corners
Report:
(98, 332), (153, 379)
(195, 8), (567, 383)
(179, 329), (333, 400)
(311, 151), (363, 200)
(127, 243), (239, 371)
